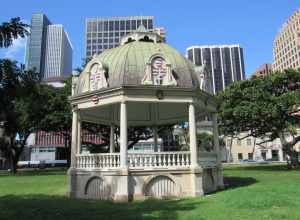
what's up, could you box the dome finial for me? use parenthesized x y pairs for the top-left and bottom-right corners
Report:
(136, 24), (147, 32)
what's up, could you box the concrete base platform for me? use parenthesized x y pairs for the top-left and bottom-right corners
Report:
(68, 166), (223, 201)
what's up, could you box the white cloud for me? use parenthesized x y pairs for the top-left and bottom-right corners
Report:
(2, 37), (27, 61)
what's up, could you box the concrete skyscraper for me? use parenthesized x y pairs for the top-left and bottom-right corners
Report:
(186, 45), (245, 94)
(44, 25), (73, 79)
(85, 16), (154, 59)
(273, 8), (300, 71)
(25, 13), (73, 80)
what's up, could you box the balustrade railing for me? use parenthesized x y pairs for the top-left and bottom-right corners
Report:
(76, 153), (120, 169)
(75, 151), (217, 169)
(128, 151), (191, 169)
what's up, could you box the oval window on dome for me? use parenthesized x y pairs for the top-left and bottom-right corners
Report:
(151, 57), (167, 85)
(89, 63), (108, 91)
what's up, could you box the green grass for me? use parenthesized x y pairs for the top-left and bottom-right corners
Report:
(0, 165), (299, 220)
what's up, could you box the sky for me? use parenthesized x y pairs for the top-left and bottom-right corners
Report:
(0, 0), (300, 77)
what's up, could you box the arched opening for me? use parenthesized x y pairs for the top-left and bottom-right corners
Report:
(139, 36), (154, 43)
(85, 176), (110, 200)
(124, 37), (136, 44)
(145, 175), (177, 198)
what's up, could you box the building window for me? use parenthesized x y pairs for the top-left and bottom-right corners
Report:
(272, 150), (279, 161)
(238, 153), (243, 160)
(114, 21), (119, 30)
(109, 21), (114, 31)
(237, 139), (241, 145)
(131, 20), (136, 30)
(248, 153), (253, 160)
(246, 138), (251, 146)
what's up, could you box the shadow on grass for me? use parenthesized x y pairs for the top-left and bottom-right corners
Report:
(223, 176), (257, 190)
(0, 169), (67, 177)
(0, 194), (202, 220)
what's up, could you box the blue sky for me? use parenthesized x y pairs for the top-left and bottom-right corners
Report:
(0, 0), (299, 76)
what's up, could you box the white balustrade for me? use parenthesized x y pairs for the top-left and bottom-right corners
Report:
(128, 151), (191, 169)
(76, 153), (120, 169)
(75, 151), (219, 170)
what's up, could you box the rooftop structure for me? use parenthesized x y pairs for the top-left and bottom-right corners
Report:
(252, 63), (272, 78)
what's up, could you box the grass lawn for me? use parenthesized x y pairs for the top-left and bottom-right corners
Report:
(0, 165), (299, 220)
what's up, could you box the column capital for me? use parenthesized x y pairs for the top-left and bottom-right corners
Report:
(72, 105), (79, 112)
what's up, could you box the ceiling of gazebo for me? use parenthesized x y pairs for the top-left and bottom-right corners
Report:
(79, 101), (210, 126)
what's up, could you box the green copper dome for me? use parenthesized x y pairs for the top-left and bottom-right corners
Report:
(74, 35), (206, 95)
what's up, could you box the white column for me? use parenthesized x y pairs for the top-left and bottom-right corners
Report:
(189, 103), (198, 167)
(71, 108), (78, 168)
(110, 125), (115, 153)
(76, 119), (81, 154)
(120, 102), (128, 168)
(153, 126), (158, 152)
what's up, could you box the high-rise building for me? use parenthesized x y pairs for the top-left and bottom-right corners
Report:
(25, 13), (51, 74)
(252, 63), (272, 78)
(44, 25), (73, 79)
(273, 9), (300, 71)
(25, 13), (73, 80)
(186, 45), (245, 94)
(85, 16), (154, 58)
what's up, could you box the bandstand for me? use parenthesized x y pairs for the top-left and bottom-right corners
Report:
(68, 27), (224, 201)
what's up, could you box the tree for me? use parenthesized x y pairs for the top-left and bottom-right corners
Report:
(0, 59), (48, 172)
(197, 132), (225, 152)
(0, 17), (28, 48)
(218, 69), (300, 168)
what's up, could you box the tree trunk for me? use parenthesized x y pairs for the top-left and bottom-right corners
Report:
(286, 148), (300, 169)
(280, 133), (300, 169)
(10, 143), (24, 174)
(64, 134), (71, 167)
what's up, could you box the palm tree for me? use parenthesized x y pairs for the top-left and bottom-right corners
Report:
(0, 17), (29, 48)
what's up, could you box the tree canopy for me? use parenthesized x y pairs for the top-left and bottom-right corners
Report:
(218, 69), (300, 168)
(0, 17), (28, 48)
(0, 59), (50, 172)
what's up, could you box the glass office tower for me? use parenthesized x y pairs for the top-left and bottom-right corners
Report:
(85, 16), (154, 59)
(25, 13), (51, 75)
(187, 45), (245, 94)
(25, 13), (73, 80)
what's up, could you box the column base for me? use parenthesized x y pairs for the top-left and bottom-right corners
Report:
(67, 167), (77, 198)
(216, 164), (225, 190)
(190, 166), (204, 197)
(114, 168), (129, 202)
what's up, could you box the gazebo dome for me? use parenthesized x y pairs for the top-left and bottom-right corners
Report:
(74, 30), (210, 96)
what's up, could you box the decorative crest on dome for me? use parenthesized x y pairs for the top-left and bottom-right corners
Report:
(142, 55), (177, 86)
(89, 62), (108, 91)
